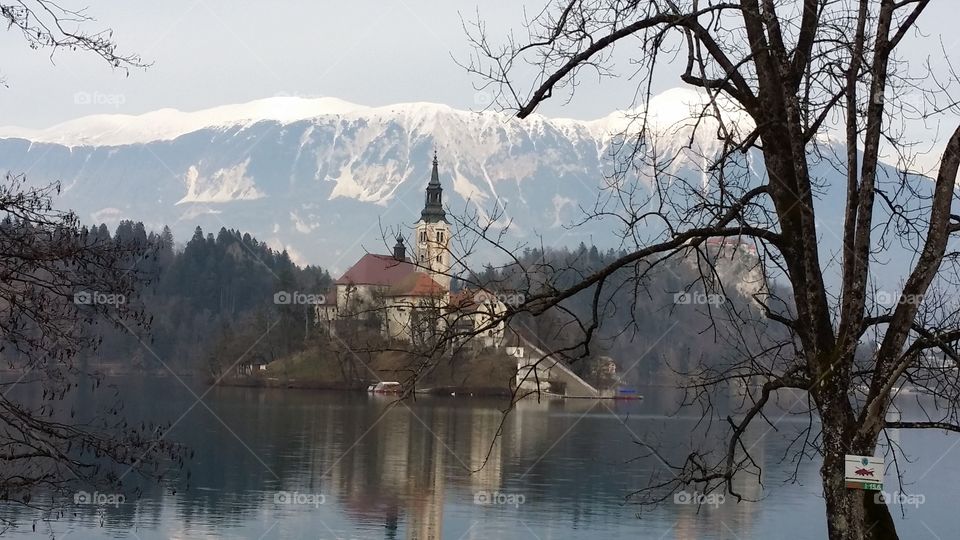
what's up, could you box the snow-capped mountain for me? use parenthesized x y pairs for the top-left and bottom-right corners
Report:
(0, 88), (914, 288)
(0, 89), (732, 271)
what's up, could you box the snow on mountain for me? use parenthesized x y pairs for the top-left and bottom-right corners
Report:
(178, 160), (265, 204)
(0, 87), (895, 282)
(0, 96), (367, 146)
(0, 88), (742, 149)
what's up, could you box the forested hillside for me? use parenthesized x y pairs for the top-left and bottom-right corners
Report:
(85, 222), (331, 374)
(467, 242), (784, 387)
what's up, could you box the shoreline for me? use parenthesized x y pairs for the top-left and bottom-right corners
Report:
(212, 375), (515, 397)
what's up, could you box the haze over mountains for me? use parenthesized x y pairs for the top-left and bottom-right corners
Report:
(0, 88), (923, 288)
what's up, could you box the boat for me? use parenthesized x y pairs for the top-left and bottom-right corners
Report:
(368, 382), (403, 394)
(614, 387), (643, 400)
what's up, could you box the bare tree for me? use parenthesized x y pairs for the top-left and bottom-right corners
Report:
(1, 0), (145, 85)
(0, 175), (181, 518)
(440, 1), (960, 539)
(0, 2), (175, 525)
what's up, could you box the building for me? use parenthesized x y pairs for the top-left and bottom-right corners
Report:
(705, 236), (758, 256)
(447, 289), (508, 349)
(414, 153), (452, 289)
(333, 248), (418, 319)
(383, 271), (447, 343)
(318, 155), (506, 347)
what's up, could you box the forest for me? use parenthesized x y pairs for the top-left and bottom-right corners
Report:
(82, 222), (331, 375)
(463, 241), (782, 387)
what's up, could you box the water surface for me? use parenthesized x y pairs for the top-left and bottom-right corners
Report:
(3, 378), (957, 539)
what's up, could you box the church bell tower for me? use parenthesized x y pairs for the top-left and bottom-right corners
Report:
(415, 152), (451, 289)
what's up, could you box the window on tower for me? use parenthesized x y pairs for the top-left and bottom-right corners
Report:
(436, 231), (444, 243)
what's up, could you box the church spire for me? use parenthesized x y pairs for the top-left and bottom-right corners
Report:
(428, 150), (441, 187)
(420, 152), (447, 223)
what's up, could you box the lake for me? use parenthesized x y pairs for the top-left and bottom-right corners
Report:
(2, 377), (957, 539)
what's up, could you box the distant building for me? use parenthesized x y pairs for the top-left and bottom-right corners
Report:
(414, 154), (452, 289)
(705, 236), (757, 256)
(334, 251), (419, 319)
(317, 154), (506, 347)
(447, 289), (507, 349)
(383, 271), (447, 343)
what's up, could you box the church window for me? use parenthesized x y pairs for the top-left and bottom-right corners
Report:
(436, 231), (444, 243)
(436, 255), (441, 262)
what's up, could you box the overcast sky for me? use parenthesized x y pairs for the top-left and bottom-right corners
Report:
(2, 0), (640, 127)
(0, 0), (957, 136)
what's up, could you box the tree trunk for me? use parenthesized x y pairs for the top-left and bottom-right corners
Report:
(821, 426), (898, 539)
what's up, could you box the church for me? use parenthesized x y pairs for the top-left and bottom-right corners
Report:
(316, 154), (506, 347)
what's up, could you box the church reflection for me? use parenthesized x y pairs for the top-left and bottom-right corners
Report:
(0, 383), (802, 539)
(322, 397), (510, 539)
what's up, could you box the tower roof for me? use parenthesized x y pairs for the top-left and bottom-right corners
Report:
(428, 152), (441, 187)
(392, 234), (406, 261)
(419, 152), (448, 223)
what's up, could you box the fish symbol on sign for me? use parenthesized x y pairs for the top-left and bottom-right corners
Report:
(854, 467), (875, 477)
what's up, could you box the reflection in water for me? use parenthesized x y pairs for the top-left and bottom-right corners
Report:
(327, 398), (513, 539)
(0, 378), (958, 539)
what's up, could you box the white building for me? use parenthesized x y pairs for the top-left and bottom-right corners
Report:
(317, 155), (506, 346)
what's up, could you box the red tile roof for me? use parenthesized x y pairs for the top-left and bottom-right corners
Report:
(335, 254), (416, 286)
(448, 289), (476, 311)
(386, 272), (446, 297)
(447, 288), (496, 312)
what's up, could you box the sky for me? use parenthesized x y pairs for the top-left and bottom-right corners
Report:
(0, 0), (957, 144)
(1, 0), (656, 127)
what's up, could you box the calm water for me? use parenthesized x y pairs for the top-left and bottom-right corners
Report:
(3, 377), (958, 539)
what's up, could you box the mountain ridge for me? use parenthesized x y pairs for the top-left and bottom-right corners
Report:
(0, 87), (744, 148)
(0, 88), (910, 287)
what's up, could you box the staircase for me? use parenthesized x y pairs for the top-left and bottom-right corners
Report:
(509, 339), (600, 398)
